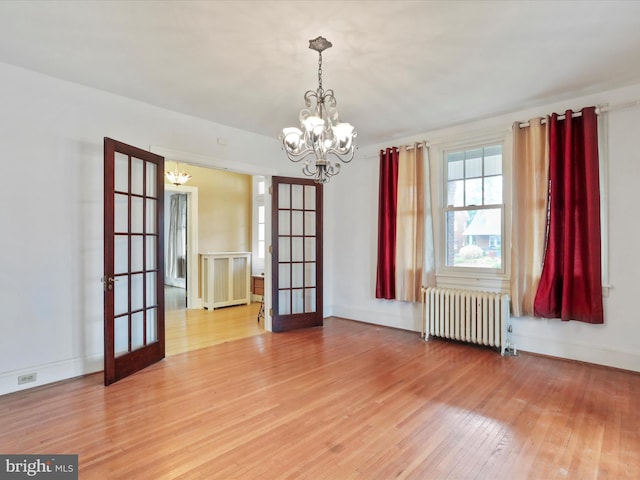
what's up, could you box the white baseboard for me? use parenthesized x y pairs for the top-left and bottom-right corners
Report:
(0, 355), (102, 396)
(330, 303), (640, 373)
(330, 303), (422, 332)
(512, 333), (640, 373)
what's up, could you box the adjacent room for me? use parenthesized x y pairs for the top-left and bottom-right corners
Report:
(1, 1), (639, 478)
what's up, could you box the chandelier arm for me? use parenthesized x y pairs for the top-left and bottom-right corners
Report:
(303, 90), (318, 108)
(281, 144), (317, 163)
(325, 147), (357, 164)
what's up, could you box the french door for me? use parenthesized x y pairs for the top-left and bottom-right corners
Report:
(271, 176), (323, 332)
(103, 138), (165, 385)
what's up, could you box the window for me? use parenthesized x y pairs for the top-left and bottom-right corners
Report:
(444, 144), (503, 271)
(252, 176), (266, 274)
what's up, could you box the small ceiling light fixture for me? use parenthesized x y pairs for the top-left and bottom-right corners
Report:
(165, 163), (191, 186)
(280, 36), (357, 184)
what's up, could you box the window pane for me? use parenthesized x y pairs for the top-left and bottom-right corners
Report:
(146, 272), (157, 306)
(131, 273), (144, 311)
(146, 308), (158, 343)
(292, 211), (303, 236)
(304, 211), (316, 236)
(145, 199), (156, 234)
(278, 184), (290, 209)
(278, 211), (290, 235)
(279, 290), (291, 315)
(131, 157), (144, 196)
(305, 288), (316, 313)
(291, 184), (303, 210)
(114, 235), (128, 274)
(446, 208), (502, 269)
(279, 264), (291, 289)
(304, 263), (316, 287)
(279, 237), (290, 262)
(484, 153), (502, 176)
(131, 311), (144, 350)
(465, 178), (483, 206)
(465, 155), (482, 178)
(292, 289), (304, 314)
(114, 315), (129, 357)
(484, 176), (503, 204)
(114, 276), (129, 316)
(146, 162), (157, 198)
(304, 238), (316, 261)
(304, 185), (316, 210)
(448, 180), (464, 207)
(115, 153), (129, 193)
(484, 144), (503, 158)
(447, 152), (464, 180)
(114, 194), (128, 233)
(131, 235), (143, 272)
(291, 237), (303, 262)
(146, 236), (156, 269)
(292, 264), (303, 288)
(131, 197), (143, 233)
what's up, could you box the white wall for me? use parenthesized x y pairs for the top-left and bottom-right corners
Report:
(0, 61), (300, 395)
(2, 58), (639, 396)
(329, 82), (640, 373)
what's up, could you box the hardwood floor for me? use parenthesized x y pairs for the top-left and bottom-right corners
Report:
(165, 286), (264, 356)
(1, 318), (639, 479)
(165, 302), (264, 356)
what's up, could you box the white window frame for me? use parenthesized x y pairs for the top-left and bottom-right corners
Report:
(431, 131), (511, 292)
(251, 175), (266, 275)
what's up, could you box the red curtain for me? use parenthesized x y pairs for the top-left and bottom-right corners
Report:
(533, 107), (604, 323)
(376, 147), (399, 299)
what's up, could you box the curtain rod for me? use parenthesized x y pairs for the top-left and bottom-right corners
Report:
(403, 142), (427, 151)
(378, 142), (427, 154)
(518, 99), (640, 128)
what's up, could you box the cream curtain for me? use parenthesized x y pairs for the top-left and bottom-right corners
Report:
(422, 146), (436, 288)
(510, 118), (548, 316)
(395, 143), (426, 302)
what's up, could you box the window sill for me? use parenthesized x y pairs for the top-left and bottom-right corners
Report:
(434, 273), (509, 293)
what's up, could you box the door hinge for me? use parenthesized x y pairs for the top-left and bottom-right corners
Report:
(269, 308), (273, 317)
(269, 186), (272, 195)
(268, 245), (272, 254)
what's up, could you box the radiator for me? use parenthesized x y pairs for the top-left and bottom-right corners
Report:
(422, 287), (511, 355)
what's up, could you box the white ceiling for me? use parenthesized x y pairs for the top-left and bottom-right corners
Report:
(1, 1), (640, 147)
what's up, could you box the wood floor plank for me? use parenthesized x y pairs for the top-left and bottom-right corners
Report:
(165, 302), (264, 356)
(1, 317), (639, 479)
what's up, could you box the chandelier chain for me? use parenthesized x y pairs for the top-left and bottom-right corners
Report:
(317, 52), (323, 93)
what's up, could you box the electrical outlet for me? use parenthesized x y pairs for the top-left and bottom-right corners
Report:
(18, 373), (37, 385)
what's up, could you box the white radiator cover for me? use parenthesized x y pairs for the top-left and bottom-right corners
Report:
(201, 252), (251, 309)
(422, 287), (511, 355)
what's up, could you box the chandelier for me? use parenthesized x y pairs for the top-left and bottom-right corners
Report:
(165, 163), (191, 186)
(280, 36), (357, 184)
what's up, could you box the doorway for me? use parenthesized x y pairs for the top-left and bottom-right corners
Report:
(162, 161), (269, 356)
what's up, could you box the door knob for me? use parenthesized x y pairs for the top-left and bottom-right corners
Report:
(101, 276), (119, 291)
